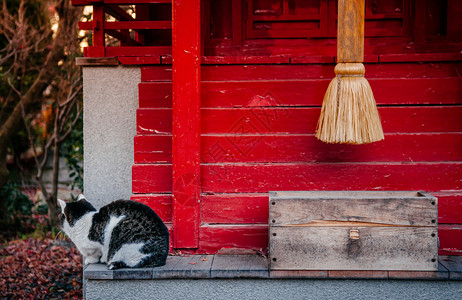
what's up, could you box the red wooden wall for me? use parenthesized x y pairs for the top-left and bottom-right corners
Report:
(132, 60), (462, 254)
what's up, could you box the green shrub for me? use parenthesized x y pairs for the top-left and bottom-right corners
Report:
(0, 183), (33, 218)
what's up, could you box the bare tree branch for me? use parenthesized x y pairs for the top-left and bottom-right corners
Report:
(0, 0), (83, 226)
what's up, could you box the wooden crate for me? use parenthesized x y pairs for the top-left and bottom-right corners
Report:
(269, 191), (438, 271)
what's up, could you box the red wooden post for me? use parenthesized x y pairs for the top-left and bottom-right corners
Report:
(91, 5), (105, 57)
(172, 0), (201, 249)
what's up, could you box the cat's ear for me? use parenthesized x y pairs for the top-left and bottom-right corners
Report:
(77, 194), (86, 201)
(58, 199), (66, 213)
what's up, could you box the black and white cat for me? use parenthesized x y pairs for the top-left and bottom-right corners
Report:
(58, 194), (169, 269)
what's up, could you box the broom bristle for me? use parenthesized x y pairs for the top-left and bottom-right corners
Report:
(316, 63), (384, 145)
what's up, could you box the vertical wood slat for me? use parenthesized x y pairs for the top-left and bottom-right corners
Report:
(413, 0), (426, 43)
(135, 4), (150, 45)
(231, 0), (242, 46)
(92, 5), (106, 56)
(172, 0), (201, 249)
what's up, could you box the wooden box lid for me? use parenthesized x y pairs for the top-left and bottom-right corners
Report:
(269, 191), (437, 227)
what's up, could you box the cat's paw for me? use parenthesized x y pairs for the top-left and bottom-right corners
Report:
(85, 256), (100, 265)
(108, 261), (127, 270)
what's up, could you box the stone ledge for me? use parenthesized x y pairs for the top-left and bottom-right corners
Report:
(83, 255), (462, 281)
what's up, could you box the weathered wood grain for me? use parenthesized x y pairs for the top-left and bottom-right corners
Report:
(269, 226), (438, 271)
(269, 192), (437, 227)
(75, 57), (119, 66)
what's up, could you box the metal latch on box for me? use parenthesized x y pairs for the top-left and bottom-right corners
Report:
(349, 229), (360, 240)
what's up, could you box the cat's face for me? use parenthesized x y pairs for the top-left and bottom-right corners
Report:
(58, 194), (96, 228)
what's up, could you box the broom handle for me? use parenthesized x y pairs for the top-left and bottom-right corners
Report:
(337, 0), (365, 63)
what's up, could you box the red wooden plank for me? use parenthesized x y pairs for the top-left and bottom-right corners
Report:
(130, 194), (172, 222)
(172, 0), (201, 249)
(105, 46), (171, 57)
(139, 63), (462, 81)
(132, 164), (171, 194)
(136, 108), (171, 134)
(198, 225), (268, 254)
(439, 225), (462, 256)
(201, 194), (268, 224)
(85, 46), (105, 57)
(291, 56), (335, 64)
(379, 106), (462, 133)
(380, 53), (462, 63)
(202, 78), (462, 107)
(139, 78), (462, 108)
(201, 133), (462, 163)
(135, 133), (462, 164)
(201, 56), (290, 64)
(136, 106), (462, 135)
(118, 56), (161, 65)
(139, 83), (172, 107)
(140, 67), (172, 82)
(105, 21), (172, 30)
(133, 163), (462, 194)
(201, 80), (328, 107)
(80, 20), (171, 30)
(199, 63), (462, 81)
(201, 163), (462, 193)
(134, 135), (171, 163)
(436, 192), (462, 224)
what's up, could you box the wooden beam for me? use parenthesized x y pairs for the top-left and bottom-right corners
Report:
(75, 57), (119, 66)
(172, 0), (201, 249)
(92, 5), (105, 57)
(79, 21), (172, 30)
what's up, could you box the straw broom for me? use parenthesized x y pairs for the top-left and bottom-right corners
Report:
(316, 0), (384, 144)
